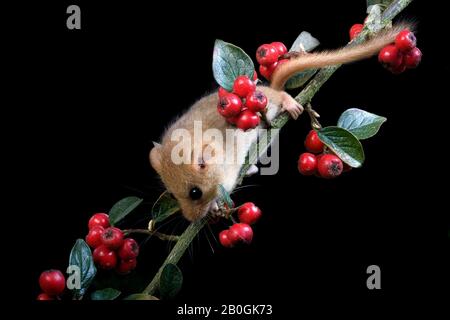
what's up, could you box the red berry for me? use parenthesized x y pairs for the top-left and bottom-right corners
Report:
(395, 29), (417, 52)
(270, 41), (287, 56)
(228, 223), (253, 244)
(277, 59), (289, 66)
(217, 93), (242, 118)
(219, 230), (234, 248)
(298, 152), (317, 176)
(226, 114), (240, 125)
(404, 47), (422, 69)
(37, 293), (55, 300)
(118, 238), (140, 260)
(378, 45), (403, 69)
(388, 60), (407, 74)
(88, 213), (110, 229)
(317, 154), (343, 179)
(349, 24), (364, 40)
(313, 154), (325, 177)
(39, 270), (65, 296)
(116, 258), (137, 274)
(256, 44), (279, 65)
(259, 65), (271, 80)
(252, 71), (258, 81)
(218, 87), (229, 98)
(245, 91), (267, 112)
(233, 75), (256, 98)
(259, 61), (279, 80)
(93, 245), (118, 269)
(101, 227), (124, 250)
(305, 130), (324, 154)
(238, 202), (262, 225)
(236, 110), (260, 131)
(85, 225), (104, 248)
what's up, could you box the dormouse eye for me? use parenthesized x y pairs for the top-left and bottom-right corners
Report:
(189, 187), (203, 200)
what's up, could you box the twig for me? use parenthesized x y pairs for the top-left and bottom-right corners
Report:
(123, 229), (180, 242)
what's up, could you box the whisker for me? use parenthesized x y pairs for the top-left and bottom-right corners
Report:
(230, 184), (260, 195)
(118, 184), (148, 196)
(206, 223), (218, 245)
(204, 225), (216, 254)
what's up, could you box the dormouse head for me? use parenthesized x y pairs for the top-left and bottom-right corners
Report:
(149, 142), (223, 221)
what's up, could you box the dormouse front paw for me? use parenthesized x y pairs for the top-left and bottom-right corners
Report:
(208, 200), (227, 219)
(281, 92), (304, 120)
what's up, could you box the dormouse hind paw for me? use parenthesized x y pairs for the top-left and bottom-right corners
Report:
(281, 93), (304, 120)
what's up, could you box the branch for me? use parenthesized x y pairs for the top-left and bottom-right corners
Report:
(142, 218), (207, 295)
(143, 0), (413, 296)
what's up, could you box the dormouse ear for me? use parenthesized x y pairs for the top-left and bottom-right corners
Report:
(149, 142), (162, 174)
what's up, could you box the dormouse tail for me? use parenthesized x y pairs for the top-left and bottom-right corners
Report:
(270, 22), (414, 90)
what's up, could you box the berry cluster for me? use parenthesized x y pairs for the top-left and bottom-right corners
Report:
(219, 202), (262, 248)
(218, 75), (267, 131)
(298, 130), (349, 179)
(86, 213), (139, 274)
(256, 42), (288, 80)
(37, 269), (66, 300)
(378, 29), (422, 73)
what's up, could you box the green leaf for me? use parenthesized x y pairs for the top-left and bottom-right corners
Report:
(285, 69), (318, 90)
(124, 294), (159, 300)
(152, 191), (180, 224)
(337, 108), (387, 140)
(109, 196), (143, 226)
(69, 239), (96, 298)
(217, 184), (233, 209)
(159, 264), (183, 300)
(317, 127), (365, 168)
(289, 31), (320, 53)
(212, 40), (254, 92)
(90, 288), (121, 300)
(286, 31), (320, 89)
(367, 0), (392, 8)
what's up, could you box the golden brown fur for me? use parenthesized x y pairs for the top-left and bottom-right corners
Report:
(270, 23), (413, 90)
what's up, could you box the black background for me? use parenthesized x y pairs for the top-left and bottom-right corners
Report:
(26, 0), (445, 316)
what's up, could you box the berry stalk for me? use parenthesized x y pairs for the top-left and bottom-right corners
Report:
(123, 229), (180, 242)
